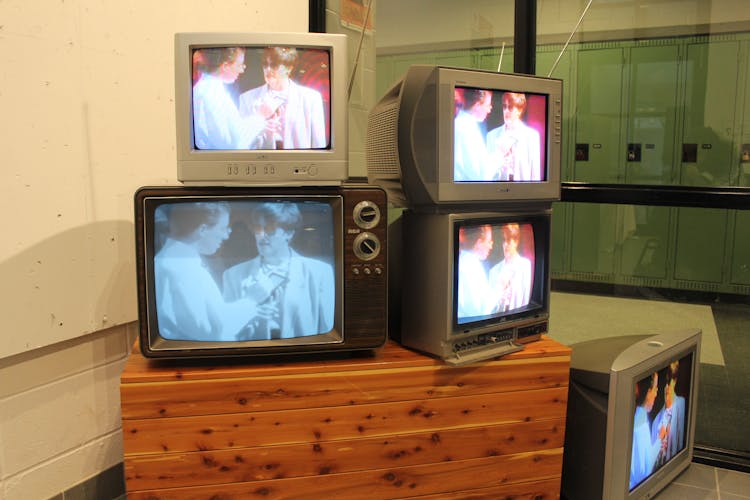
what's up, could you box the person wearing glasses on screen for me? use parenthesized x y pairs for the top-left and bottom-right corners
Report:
(453, 88), (494, 182)
(630, 371), (664, 490)
(191, 47), (277, 150)
(488, 223), (532, 312)
(222, 202), (334, 340)
(238, 47), (327, 150)
(486, 92), (541, 181)
(154, 202), (270, 341)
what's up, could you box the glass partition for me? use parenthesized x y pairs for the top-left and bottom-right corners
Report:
(373, 0), (750, 461)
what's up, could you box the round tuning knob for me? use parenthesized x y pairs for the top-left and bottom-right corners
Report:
(353, 200), (381, 229)
(353, 232), (381, 261)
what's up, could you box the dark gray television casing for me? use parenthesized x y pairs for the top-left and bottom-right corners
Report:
(561, 329), (701, 500)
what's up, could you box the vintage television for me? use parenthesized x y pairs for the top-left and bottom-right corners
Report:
(366, 65), (562, 210)
(174, 32), (348, 185)
(134, 184), (387, 359)
(396, 207), (551, 365)
(561, 329), (702, 500)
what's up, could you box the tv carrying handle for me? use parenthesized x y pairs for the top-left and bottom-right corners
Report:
(444, 339), (524, 366)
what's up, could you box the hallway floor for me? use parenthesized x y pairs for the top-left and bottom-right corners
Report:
(656, 462), (750, 499)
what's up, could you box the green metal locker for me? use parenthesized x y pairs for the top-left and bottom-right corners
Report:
(680, 40), (739, 186)
(573, 47), (624, 183)
(625, 44), (681, 185)
(569, 202), (618, 276)
(674, 207), (727, 284)
(730, 210), (750, 286)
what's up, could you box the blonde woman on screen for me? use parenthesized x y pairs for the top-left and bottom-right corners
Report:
(486, 92), (541, 181)
(488, 223), (532, 312)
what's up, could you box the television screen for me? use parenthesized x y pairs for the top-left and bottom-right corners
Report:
(191, 45), (331, 151)
(453, 87), (548, 182)
(455, 221), (537, 325)
(629, 352), (694, 492)
(135, 185), (388, 359)
(152, 199), (336, 342)
(174, 33), (349, 185)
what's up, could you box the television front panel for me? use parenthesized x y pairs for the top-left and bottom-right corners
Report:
(366, 65), (562, 210)
(175, 32), (348, 186)
(134, 184), (387, 360)
(398, 208), (551, 365)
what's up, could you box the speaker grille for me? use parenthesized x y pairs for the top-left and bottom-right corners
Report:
(366, 100), (401, 178)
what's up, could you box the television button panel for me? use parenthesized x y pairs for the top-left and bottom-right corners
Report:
(554, 98), (563, 144)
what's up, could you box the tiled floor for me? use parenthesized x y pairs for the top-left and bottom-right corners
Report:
(655, 463), (750, 499)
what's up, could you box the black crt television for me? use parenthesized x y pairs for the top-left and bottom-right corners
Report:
(561, 329), (702, 500)
(366, 65), (562, 210)
(174, 32), (348, 186)
(395, 208), (551, 365)
(134, 184), (387, 359)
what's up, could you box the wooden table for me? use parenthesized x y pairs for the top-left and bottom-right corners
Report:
(121, 336), (571, 499)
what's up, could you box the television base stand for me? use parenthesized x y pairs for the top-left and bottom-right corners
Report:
(120, 336), (571, 498)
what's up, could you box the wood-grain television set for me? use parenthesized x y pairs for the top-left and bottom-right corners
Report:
(174, 32), (348, 186)
(134, 185), (387, 360)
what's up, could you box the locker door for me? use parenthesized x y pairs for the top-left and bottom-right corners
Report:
(550, 202), (569, 274)
(680, 40), (739, 186)
(537, 47), (574, 181)
(434, 50), (473, 69)
(478, 47), (514, 73)
(375, 58), (396, 101)
(619, 205), (671, 279)
(570, 203), (618, 275)
(674, 207), (727, 284)
(730, 210), (750, 286)
(573, 47), (624, 183)
(625, 44), (680, 185)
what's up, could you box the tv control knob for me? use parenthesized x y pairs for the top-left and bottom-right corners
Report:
(353, 200), (381, 229)
(353, 232), (381, 261)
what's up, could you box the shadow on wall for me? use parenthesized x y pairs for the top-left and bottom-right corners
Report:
(0, 220), (137, 360)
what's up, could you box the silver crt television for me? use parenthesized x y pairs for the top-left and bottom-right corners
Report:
(174, 32), (348, 185)
(366, 65), (563, 210)
(561, 329), (701, 500)
(396, 208), (552, 365)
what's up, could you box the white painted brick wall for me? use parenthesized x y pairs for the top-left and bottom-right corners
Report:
(0, 323), (137, 499)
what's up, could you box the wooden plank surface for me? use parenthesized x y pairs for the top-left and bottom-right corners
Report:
(121, 355), (570, 419)
(126, 448), (563, 499)
(124, 418), (565, 490)
(121, 337), (571, 498)
(121, 337), (571, 383)
(123, 387), (568, 455)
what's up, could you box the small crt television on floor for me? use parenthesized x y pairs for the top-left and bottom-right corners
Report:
(561, 329), (701, 500)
